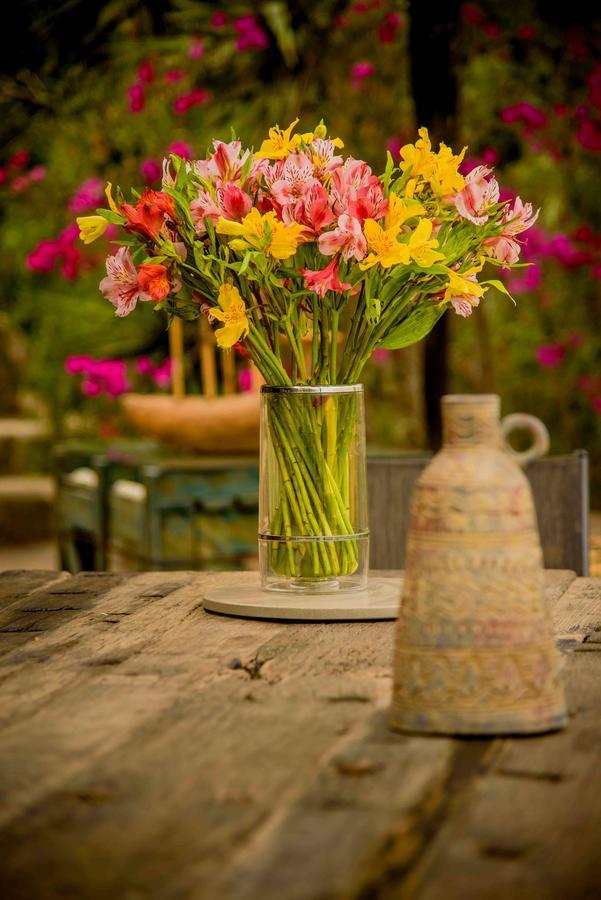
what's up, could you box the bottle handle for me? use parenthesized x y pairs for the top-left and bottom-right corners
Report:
(500, 413), (550, 467)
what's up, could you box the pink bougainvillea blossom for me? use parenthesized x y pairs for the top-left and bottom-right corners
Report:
(300, 258), (352, 297)
(350, 61), (375, 89)
(68, 178), (105, 213)
(378, 12), (404, 44)
(136, 60), (155, 84)
(506, 261), (542, 294)
(536, 343), (565, 369)
(234, 15), (268, 52)
(164, 69), (184, 83)
(500, 102), (547, 132)
(140, 159), (162, 183)
(210, 12), (228, 28)
(238, 368), (253, 392)
(173, 88), (210, 115)
(576, 115), (601, 152)
(168, 140), (194, 159)
(9, 150), (29, 169)
(66, 356), (130, 398)
(127, 83), (145, 113)
(188, 37), (205, 59)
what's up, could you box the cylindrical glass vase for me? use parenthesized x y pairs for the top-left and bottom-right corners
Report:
(259, 385), (369, 593)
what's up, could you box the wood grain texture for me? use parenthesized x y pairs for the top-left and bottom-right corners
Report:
(0, 569), (598, 900)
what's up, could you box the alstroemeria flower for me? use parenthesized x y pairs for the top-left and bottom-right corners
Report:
(300, 258), (352, 298)
(77, 215), (108, 245)
(137, 263), (171, 301)
(443, 267), (487, 317)
(216, 208), (304, 260)
(286, 182), (334, 236)
(121, 188), (175, 240)
(385, 192), (425, 229)
(209, 283), (249, 348)
(484, 196), (539, 264)
(255, 119), (300, 160)
(318, 214), (367, 261)
(360, 219), (408, 270)
(99, 247), (151, 317)
(454, 165), (500, 225)
(404, 219), (445, 268)
(269, 153), (320, 208)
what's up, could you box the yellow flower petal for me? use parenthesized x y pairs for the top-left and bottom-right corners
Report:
(76, 215), (108, 245)
(105, 183), (120, 215)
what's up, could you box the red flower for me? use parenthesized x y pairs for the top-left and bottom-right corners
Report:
(121, 189), (175, 240)
(137, 263), (171, 301)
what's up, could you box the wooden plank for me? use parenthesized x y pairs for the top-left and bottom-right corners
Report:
(0, 569), (67, 607)
(550, 576), (601, 642)
(400, 650), (601, 900)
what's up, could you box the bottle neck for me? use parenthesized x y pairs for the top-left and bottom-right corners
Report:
(442, 395), (501, 448)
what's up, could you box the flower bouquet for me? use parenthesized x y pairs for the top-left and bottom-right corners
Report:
(78, 120), (537, 591)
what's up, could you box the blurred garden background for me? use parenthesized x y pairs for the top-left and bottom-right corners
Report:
(1, 0), (600, 569)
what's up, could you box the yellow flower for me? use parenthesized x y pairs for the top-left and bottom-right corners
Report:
(76, 215), (108, 245)
(216, 209), (303, 260)
(442, 266), (487, 306)
(255, 118), (301, 159)
(399, 127), (436, 180)
(268, 220), (305, 260)
(405, 219), (445, 268)
(429, 143), (466, 197)
(360, 219), (410, 270)
(385, 192), (426, 230)
(105, 183), (121, 215)
(209, 284), (249, 349)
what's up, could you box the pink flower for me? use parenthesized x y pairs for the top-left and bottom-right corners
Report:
(481, 147), (499, 165)
(68, 177), (105, 213)
(141, 159), (162, 183)
(308, 139), (344, 179)
(536, 343), (565, 369)
(10, 176), (29, 193)
(152, 358), (172, 389)
(502, 196), (539, 236)
(347, 179), (388, 224)
(218, 182), (253, 220)
(318, 214), (367, 261)
(577, 116), (601, 152)
(506, 261), (542, 294)
(211, 12), (228, 28)
(447, 273), (482, 317)
(300, 258), (352, 298)
(29, 165), (46, 183)
(287, 182), (334, 237)
(137, 60), (155, 83)
(136, 356), (154, 377)
(330, 158), (382, 218)
(269, 153), (319, 208)
(99, 247), (151, 317)
(190, 191), (223, 233)
(386, 136), (403, 158)
(462, 4), (486, 25)
(234, 15), (268, 51)
(168, 140), (193, 159)
(27, 239), (59, 273)
(188, 37), (205, 59)
(351, 61), (374, 80)
(172, 88), (210, 115)
(165, 69), (184, 83)
(9, 150), (29, 169)
(589, 65), (601, 112)
(238, 368), (252, 392)
(517, 24), (536, 40)
(127, 83), (145, 113)
(371, 348), (390, 366)
(454, 165), (500, 225)
(378, 12), (404, 44)
(500, 102), (547, 132)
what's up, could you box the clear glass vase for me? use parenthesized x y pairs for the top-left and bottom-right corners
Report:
(259, 385), (369, 593)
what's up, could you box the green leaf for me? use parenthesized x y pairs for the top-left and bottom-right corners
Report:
(95, 208), (124, 225)
(481, 279), (516, 305)
(380, 302), (445, 350)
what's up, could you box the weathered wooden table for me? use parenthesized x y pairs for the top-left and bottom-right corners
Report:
(0, 568), (600, 900)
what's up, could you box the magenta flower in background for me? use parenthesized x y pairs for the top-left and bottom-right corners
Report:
(517, 24), (536, 40)
(378, 12), (404, 44)
(136, 60), (155, 84)
(27, 239), (58, 273)
(210, 12), (228, 28)
(536, 343), (566, 369)
(481, 147), (499, 165)
(234, 15), (268, 52)
(507, 261), (542, 294)
(128, 83), (145, 113)
(350, 61), (375, 88)
(168, 141), (193, 159)
(238, 368), (252, 392)
(501, 102), (547, 132)
(28, 165), (46, 183)
(165, 69), (184, 83)
(10, 176), (29, 193)
(140, 159), (162, 183)
(372, 348), (390, 366)
(66, 356), (130, 398)
(188, 37), (205, 58)
(68, 177), (104, 213)
(386, 136), (403, 158)
(173, 88), (210, 115)
(588, 65), (601, 112)
(151, 359), (172, 389)
(9, 150), (29, 169)
(462, 4), (486, 26)
(576, 115), (601, 152)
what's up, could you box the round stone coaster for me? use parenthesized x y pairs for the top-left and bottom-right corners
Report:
(202, 575), (402, 622)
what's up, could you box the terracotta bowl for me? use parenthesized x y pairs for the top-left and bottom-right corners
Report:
(120, 392), (260, 453)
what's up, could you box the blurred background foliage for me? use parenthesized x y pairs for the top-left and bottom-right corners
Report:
(1, 0), (600, 496)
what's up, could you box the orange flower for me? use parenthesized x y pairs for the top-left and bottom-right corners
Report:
(137, 263), (171, 301)
(121, 188), (175, 240)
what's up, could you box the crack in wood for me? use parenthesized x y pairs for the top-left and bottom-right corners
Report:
(497, 767), (565, 783)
